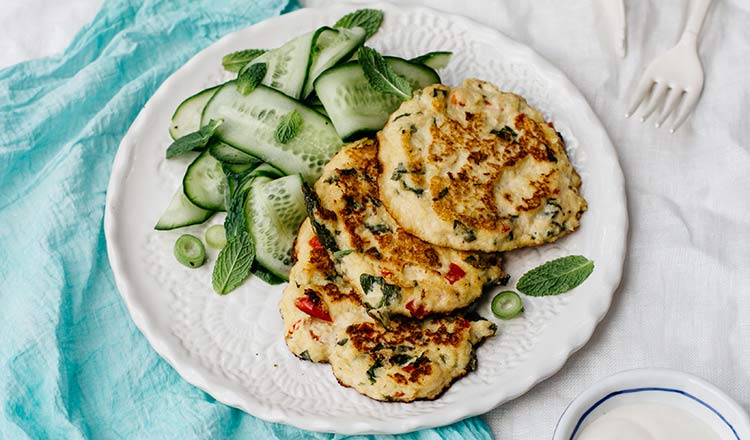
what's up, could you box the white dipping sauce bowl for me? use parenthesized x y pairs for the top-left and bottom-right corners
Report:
(553, 368), (750, 440)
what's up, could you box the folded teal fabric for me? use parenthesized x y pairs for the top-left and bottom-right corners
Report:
(0, 1), (494, 438)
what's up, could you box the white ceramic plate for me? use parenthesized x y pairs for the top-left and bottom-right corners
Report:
(104, 2), (627, 434)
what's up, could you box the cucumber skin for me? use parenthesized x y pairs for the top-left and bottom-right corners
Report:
(169, 85), (220, 140)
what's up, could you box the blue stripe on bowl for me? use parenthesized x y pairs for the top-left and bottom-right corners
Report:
(568, 387), (740, 440)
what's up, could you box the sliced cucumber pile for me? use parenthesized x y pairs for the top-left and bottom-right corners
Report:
(155, 8), (454, 293)
(201, 83), (343, 184)
(244, 174), (308, 280)
(314, 57), (440, 139)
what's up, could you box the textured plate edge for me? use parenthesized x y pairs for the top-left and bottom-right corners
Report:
(103, 1), (629, 434)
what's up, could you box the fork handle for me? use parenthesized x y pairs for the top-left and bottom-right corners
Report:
(683, 0), (713, 40)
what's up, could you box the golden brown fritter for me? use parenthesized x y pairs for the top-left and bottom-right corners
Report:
(377, 79), (587, 251)
(279, 220), (496, 402)
(305, 138), (507, 324)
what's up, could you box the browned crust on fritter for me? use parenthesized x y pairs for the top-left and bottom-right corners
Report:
(323, 139), (444, 271)
(346, 316), (473, 352)
(308, 239), (337, 278)
(377, 80), (588, 252)
(332, 358), (475, 403)
(310, 137), (507, 319)
(332, 317), (495, 402)
(405, 93), (569, 232)
(283, 220), (498, 403)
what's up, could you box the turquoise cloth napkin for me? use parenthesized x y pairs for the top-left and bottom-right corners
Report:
(0, 0), (494, 438)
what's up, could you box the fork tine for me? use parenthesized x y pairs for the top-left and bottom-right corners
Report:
(655, 89), (685, 128)
(625, 77), (654, 118)
(669, 92), (700, 133)
(639, 82), (669, 122)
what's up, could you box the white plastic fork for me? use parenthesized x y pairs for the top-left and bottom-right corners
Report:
(625, 0), (713, 132)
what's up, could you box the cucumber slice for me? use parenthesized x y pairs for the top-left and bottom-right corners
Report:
(239, 29), (322, 99)
(169, 85), (220, 140)
(201, 83), (343, 184)
(155, 186), (214, 230)
(410, 51), (453, 70)
(313, 57), (440, 139)
(183, 150), (227, 211)
(209, 141), (260, 165)
(244, 174), (307, 279)
(301, 26), (367, 98)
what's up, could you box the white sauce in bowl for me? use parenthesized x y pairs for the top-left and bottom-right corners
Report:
(576, 402), (720, 440)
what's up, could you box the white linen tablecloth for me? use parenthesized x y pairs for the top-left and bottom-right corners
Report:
(4, 0), (747, 438)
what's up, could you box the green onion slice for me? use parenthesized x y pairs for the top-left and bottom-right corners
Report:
(491, 290), (523, 320)
(174, 234), (206, 268)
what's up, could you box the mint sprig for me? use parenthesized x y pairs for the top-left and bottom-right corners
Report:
(222, 49), (267, 73)
(275, 110), (303, 144)
(334, 9), (384, 39)
(358, 46), (413, 101)
(222, 178), (250, 239)
(166, 119), (222, 159)
(517, 255), (594, 296)
(237, 62), (267, 95)
(212, 231), (254, 295)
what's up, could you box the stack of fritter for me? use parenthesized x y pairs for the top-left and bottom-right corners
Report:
(280, 79), (586, 402)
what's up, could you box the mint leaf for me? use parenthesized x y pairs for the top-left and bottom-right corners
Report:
(166, 119), (222, 159)
(212, 232), (254, 295)
(222, 161), (264, 240)
(334, 9), (384, 39)
(223, 180), (250, 239)
(222, 49), (267, 73)
(237, 62), (267, 95)
(274, 110), (303, 144)
(517, 255), (594, 297)
(358, 46), (412, 100)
